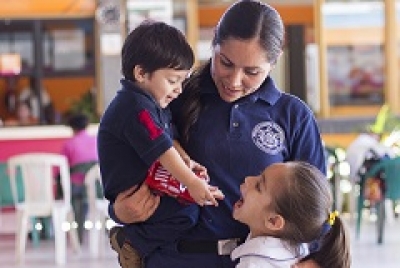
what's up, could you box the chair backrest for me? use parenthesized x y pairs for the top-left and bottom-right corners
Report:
(7, 153), (71, 212)
(84, 164), (106, 211)
(366, 156), (400, 200)
(0, 162), (24, 207)
(70, 161), (98, 177)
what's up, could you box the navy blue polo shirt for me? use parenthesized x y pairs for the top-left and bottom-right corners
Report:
(98, 79), (174, 203)
(171, 72), (326, 242)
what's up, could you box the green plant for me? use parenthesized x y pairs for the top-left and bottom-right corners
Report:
(67, 90), (99, 123)
(369, 104), (400, 135)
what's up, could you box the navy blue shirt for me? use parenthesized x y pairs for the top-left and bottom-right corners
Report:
(98, 79), (201, 256)
(98, 79), (174, 203)
(171, 72), (326, 241)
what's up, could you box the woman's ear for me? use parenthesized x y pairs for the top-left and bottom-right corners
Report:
(133, 65), (146, 83)
(264, 213), (285, 231)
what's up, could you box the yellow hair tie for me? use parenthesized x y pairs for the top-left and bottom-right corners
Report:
(328, 211), (339, 226)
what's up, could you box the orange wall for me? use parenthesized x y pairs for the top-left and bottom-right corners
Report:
(0, 0), (94, 18)
(44, 77), (95, 113)
(199, 4), (314, 28)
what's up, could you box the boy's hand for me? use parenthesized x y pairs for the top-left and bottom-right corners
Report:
(186, 179), (224, 207)
(183, 157), (209, 181)
(145, 161), (223, 205)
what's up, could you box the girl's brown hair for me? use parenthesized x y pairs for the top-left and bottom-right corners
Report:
(275, 162), (351, 268)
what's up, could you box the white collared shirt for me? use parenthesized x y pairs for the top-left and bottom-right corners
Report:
(231, 235), (308, 268)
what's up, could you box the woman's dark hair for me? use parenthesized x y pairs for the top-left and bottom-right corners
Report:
(121, 20), (194, 81)
(180, 0), (284, 143)
(213, 0), (284, 64)
(275, 162), (351, 268)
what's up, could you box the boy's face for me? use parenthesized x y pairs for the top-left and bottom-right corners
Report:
(233, 163), (287, 237)
(138, 68), (190, 108)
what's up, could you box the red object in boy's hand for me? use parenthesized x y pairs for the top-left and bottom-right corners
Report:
(145, 161), (205, 204)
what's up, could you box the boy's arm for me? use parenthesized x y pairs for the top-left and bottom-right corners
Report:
(173, 140), (208, 178)
(173, 140), (190, 164)
(158, 147), (222, 206)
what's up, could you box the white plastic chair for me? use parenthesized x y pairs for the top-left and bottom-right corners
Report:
(84, 163), (110, 258)
(7, 153), (81, 265)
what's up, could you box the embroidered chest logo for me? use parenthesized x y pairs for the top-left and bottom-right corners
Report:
(251, 121), (285, 154)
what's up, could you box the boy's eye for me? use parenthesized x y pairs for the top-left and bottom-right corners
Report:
(168, 79), (180, 84)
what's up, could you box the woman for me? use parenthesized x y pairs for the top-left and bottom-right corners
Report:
(110, 1), (326, 267)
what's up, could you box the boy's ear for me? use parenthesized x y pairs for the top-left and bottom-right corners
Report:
(264, 213), (285, 231)
(133, 65), (146, 82)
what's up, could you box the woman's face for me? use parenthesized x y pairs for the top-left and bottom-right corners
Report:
(211, 38), (274, 103)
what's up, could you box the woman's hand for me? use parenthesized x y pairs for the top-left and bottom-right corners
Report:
(113, 183), (160, 224)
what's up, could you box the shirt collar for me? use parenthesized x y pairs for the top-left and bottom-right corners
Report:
(231, 236), (307, 262)
(120, 78), (157, 103)
(252, 77), (282, 105)
(201, 74), (282, 106)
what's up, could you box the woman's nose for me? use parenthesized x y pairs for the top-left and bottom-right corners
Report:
(228, 69), (243, 88)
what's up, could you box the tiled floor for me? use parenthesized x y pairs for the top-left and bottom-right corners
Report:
(351, 216), (400, 268)
(1, 212), (400, 267)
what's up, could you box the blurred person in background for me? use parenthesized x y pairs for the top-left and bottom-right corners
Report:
(346, 131), (395, 183)
(61, 113), (98, 243)
(4, 99), (38, 126)
(19, 76), (54, 123)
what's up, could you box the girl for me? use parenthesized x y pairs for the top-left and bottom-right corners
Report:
(231, 162), (350, 268)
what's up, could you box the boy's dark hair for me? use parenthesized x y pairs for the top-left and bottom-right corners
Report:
(67, 113), (89, 131)
(121, 20), (194, 81)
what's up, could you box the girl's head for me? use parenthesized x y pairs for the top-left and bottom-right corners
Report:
(210, 0), (284, 102)
(233, 161), (350, 267)
(122, 20), (194, 108)
(234, 162), (331, 239)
